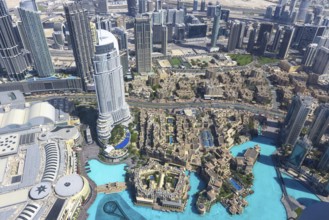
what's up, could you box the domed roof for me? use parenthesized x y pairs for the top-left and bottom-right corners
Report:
(55, 174), (84, 197)
(30, 182), (52, 200)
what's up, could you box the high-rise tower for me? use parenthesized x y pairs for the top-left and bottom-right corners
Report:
(210, 4), (221, 50)
(283, 94), (314, 146)
(19, 0), (37, 11)
(64, 2), (94, 88)
(161, 25), (168, 56)
(94, 30), (130, 143)
(227, 21), (240, 52)
(288, 137), (312, 169)
(278, 26), (294, 59)
(297, 0), (310, 21)
(139, 0), (147, 14)
(18, 6), (54, 77)
(308, 104), (329, 145)
(312, 46), (329, 75)
(127, 0), (138, 17)
(0, 0), (28, 80)
(318, 146), (329, 171)
(302, 43), (318, 67)
(135, 15), (152, 74)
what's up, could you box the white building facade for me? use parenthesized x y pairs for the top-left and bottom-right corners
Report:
(94, 30), (130, 143)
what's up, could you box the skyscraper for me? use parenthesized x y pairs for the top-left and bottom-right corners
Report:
(147, 0), (154, 12)
(308, 104), (329, 145)
(247, 28), (256, 53)
(278, 26), (294, 59)
(18, 6), (54, 77)
(97, 0), (108, 15)
(297, 0), (310, 21)
(94, 29), (130, 143)
(258, 32), (270, 56)
(19, 0), (37, 11)
(52, 22), (65, 50)
(288, 137), (312, 169)
(302, 43), (318, 67)
(200, 0), (206, 12)
(0, 0), (28, 80)
(161, 25), (168, 56)
(227, 21), (240, 52)
(210, 4), (221, 50)
(271, 27), (282, 52)
(193, 0), (198, 11)
(127, 0), (138, 17)
(135, 15), (152, 74)
(64, 2), (94, 88)
(312, 46), (329, 75)
(283, 94), (314, 146)
(318, 146), (329, 171)
(139, 0), (147, 14)
(257, 23), (273, 45)
(289, 0), (297, 16)
(237, 22), (246, 49)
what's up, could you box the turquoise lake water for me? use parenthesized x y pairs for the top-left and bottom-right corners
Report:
(87, 137), (318, 220)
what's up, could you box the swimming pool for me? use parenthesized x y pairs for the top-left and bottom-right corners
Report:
(87, 137), (319, 220)
(229, 178), (242, 191)
(114, 130), (130, 149)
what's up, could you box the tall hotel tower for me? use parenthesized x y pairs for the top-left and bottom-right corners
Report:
(94, 30), (130, 143)
(64, 2), (94, 89)
(135, 15), (152, 74)
(18, 4), (54, 77)
(0, 0), (28, 80)
(283, 94), (314, 146)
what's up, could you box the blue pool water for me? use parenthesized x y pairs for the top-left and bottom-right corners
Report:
(87, 137), (319, 220)
(281, 173), (320, 207)
(229, 178), (242, 191)
(114, 130), (130, 149)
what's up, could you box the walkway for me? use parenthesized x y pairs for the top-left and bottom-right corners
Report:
(77, 143), (99, 220)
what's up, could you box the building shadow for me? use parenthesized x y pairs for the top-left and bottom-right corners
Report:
(297, 197), (319, 207)
(274, 176), (317, 195)
(257, 154), (274, 167)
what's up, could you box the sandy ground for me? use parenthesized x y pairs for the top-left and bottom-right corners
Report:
(158, 60), (172, 68)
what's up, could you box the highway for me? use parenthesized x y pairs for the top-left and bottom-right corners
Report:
(26, 94), (285, 118)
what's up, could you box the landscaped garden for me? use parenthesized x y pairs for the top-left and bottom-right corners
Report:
(229, 54), (253, 66)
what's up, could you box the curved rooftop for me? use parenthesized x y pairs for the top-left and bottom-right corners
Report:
(55, 174), (84, 197)
(41, 142), (59, 182)
(50, 126), (80, 141)
(17, 203), (41, 220)
(29, 182), (52, 200)
(0, 102), (56, 130)
(96, 29), (119, 53)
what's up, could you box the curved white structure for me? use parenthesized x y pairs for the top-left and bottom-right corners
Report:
(55, 174), (84, 197)
(0, 102), (56, 129)
(94, 30), (130, 143)
(42, 142), (59, 182)
(17, 203), (41, 220)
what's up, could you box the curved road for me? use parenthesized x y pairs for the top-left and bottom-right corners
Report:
(26, 94), (285, 118)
